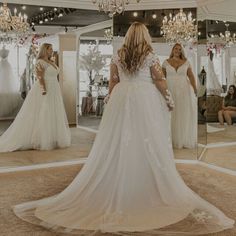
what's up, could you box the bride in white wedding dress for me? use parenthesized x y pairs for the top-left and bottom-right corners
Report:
(162, 43), (197, 149)
(13, 23), (234, 235)
(0, 43), (71, 152)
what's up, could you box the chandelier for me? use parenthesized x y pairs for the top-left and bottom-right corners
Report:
(92, 0), (141, 17)
(161, 8), (197, 45)
(0, 3), (29, 36)
(104, 28), (113, 42)
(208, 23), (236, 47)
(219, 23), (236, 47)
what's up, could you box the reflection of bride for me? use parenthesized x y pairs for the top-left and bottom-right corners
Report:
(0, 43), (71, 152)
(0, 45), (23, 117)
(14, 23), (234, 236)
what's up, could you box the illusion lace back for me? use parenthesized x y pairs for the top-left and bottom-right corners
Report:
(163, 59), (197, 149)
(0, 59), (71, 152)
(13, 54), (234, 235)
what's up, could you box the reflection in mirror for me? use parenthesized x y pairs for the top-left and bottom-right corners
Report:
(78, 31), (113, 131)
(114, 8), (198, 160)
(201, 20), (236, 171)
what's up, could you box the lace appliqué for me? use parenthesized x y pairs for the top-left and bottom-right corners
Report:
(191, 210), (213, 223)
(165, 90), (175, 108)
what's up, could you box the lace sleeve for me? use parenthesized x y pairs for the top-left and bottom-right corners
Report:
(110, 56), (120, 82)
(35, 60), (46, 79)
(35, 59), (47, 94)
(149, 54), (165, 81)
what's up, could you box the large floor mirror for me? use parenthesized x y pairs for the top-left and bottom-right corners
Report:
(76, 20), (113, 131)
(199, 19), (236, 171)
(113, 8), (198, 161)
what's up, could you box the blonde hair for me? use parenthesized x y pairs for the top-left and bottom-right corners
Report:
(169, 43), (186, 60)
(118, 22), (153, 74)
(37, 43), (52, 60)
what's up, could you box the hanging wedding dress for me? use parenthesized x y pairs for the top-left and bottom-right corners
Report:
(207, 57), (223, 96)
(14, 54), (234, 235)
(162, 59), (197, 149)
(0, 45), (23, 117)
(0, 59), (71, 152)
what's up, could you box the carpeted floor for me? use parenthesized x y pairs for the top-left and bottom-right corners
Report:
(0, 164), (235, 236)
(0, 128), (95, 168)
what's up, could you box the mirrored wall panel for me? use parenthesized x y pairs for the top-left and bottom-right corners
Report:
(201, 19), (236, 171)
(77, 29), (113, 131)
(114, 8), (198, 160)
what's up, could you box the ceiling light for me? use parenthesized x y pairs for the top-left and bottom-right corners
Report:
(22, 5), (26, 10)
(133, 12), (138, 17)
(152, 13), (157, 19)
(92, 0), (141, 17)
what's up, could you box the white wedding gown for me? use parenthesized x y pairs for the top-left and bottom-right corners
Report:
(0, 59), (71, 152)
(14, 54), (234, 235)
(0, 47), (23, 117)
(163, 60), (197, 149)
(207, 58), (223, 96)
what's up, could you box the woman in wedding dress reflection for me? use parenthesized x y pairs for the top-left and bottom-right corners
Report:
(0, 43), (71, 152)
(218, 85), (236, 125)
(0, 45), (23, 117)
(162, 43), (197, 149)
(13, 23), (233, 235)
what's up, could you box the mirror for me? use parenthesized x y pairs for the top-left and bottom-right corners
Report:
(200, 19), (236, 171)
(113, 8), (198, 161)
(0, 7), (112, 170)
(197, 20), (207, 159)
(76, 20), (113, 132)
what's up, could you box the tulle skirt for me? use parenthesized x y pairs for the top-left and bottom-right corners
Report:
(0, 79), (71, 152)
(13, 81), (234, 235)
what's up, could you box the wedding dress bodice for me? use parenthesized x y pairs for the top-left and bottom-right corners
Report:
(36, 59), (59, 83)
(163, 59), (190, 79)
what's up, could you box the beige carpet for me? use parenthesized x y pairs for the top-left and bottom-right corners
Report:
(0, 128), (95, 168)
(202, 145), (236, 171)
(0, 164), (235, 236)
(206, 124), (236, 144)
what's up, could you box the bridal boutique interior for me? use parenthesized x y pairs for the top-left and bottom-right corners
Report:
(0, 0), (236, 235)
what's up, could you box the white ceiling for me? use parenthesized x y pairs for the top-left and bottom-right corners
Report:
(198, 0), (236, 22)
(6, 0), (236, 22)
(6, 0), (197, 9)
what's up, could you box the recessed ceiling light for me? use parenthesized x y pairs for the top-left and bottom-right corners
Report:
(152, 13), (157, 19)
(133, 12), (138, 17)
